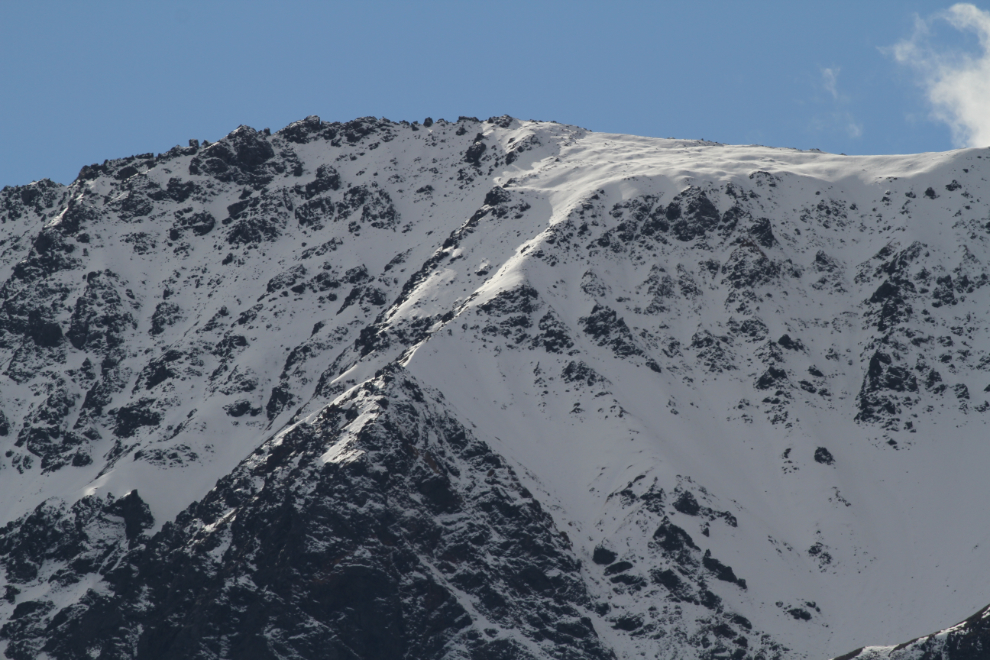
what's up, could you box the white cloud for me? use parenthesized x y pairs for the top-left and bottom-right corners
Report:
(890, 3), (990, 148)
(822, 67), (840, 100)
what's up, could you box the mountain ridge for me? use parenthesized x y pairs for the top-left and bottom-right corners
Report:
(1, 114), (989, 659)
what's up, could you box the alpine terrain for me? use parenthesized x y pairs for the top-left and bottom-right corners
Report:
(1, 114), (990, 660)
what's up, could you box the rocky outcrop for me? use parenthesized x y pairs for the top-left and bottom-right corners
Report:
(2, 115), (990, 660)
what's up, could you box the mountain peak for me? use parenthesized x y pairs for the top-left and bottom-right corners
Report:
(1, 115), (989, 659)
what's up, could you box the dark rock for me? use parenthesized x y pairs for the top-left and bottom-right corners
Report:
(867, 280), (916, 330)
(265, 385), (293, 420)
(464, 141), (488, 166)
(604, 561), (634, 576)
(111, 399), (162, 438)
(343, 116), (381, 143)
(505, 134), (542, 166)
(864, 350), (917, 394)
(729, 614), (752, 631)
(79, 367), (127, 418)
(139, 350), (184, 390)
(114, 165), (140, 181)
(777, 334), (804, 351)
(651, 568), (692, 602)
(189, 125), (275, 184)
(579, 304), (643, 360)
(301, 164), (341, 199)
(814, 447), (835, 465)
(166, 178), (196, 203)
(480, 285), (539, 316)
(592, 546), (617, 565)
(691, 330), (735, 372)
(699, 590), (722, 611)
(665, 187), (720, 242)
(612, 615), (642, 631)
(722, 243), (779, 289)
(749, 217), (778, 248)
(67, 271), (134, 352)
(727, 317), (769, 342)
(712, 623), (736, 639)
(703, 550), (746, 588)
(149, 302), (182, 336)
(171, 211), (215, 238)
(77, 163), (107, 181)
(295, 196), (334, 228)
(12, 228), (80, 282)
(673, 491), (701, 516)
(227, 215), (283, 245)
(277, 115), (323, 144)
(106, 490), (154, 542)
(58, 198), (98, 235)
(15, 369), (612, 660)
(337, 285), (387, 315)
(530, 312), (574, 354)
(933, 275), (957, 307)
(755, 367), (788, 390)
(25, 310), (63, 347)
(653, 518), (698, 558)
(562, 361), (606, 388)
(815, 250), (841, 272)
(718, 205), (745, 236)
(266, 265), (308, 295)
(214, 333), (249, 358)
(224, 399), (260, 418)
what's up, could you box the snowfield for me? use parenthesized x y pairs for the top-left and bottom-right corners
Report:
(1, 114), (989, 659)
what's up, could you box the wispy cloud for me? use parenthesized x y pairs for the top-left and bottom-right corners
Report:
(817, 67), (863, 139)
(822, 67), (840, 100)
(889, 3), (990, 148)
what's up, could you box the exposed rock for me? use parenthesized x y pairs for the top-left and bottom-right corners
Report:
(2, 114), (989, 660)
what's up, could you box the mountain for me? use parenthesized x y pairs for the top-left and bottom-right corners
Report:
(1, 114), (989, 660)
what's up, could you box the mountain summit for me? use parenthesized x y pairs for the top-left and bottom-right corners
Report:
(1, 115), (989, 660)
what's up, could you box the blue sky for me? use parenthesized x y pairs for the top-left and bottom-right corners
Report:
(2, 0), (989, 188)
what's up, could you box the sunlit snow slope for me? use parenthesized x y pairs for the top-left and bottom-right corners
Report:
(1, 115), (989, 660)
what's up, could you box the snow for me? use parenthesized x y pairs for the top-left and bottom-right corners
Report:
(393, 128), (990, 657)
(2, 115), (990, 658)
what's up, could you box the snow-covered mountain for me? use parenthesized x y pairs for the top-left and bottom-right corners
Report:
(1, 114), (989, 660)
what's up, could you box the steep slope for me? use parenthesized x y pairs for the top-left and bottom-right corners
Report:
(1, 115), (990, 660)
(833, 602), (990, 660)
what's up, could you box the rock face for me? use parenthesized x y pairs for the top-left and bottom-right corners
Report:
(1, 115), (990, 659)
